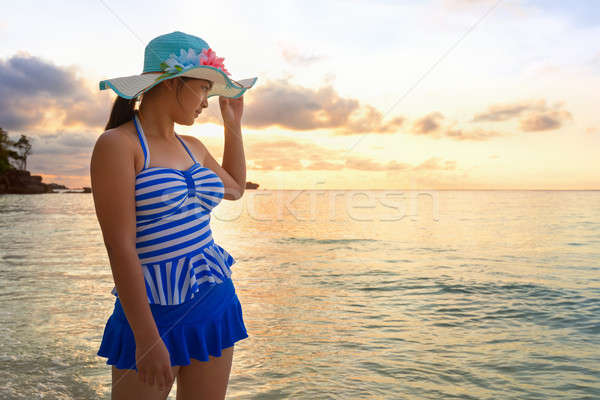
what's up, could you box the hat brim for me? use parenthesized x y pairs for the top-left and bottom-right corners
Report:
(99, 66), (256, 99)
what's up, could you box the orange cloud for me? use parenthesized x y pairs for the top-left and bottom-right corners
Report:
(344, 158), (412, 171)
(242, 136), (454, 173)
(472, 99), (572, 132)
(407, 99), (570, 141)
(444, 127), (502, 141)
(412, 112), (444, 134)
(411, 112), (501, 140)
(239, 81), (405, 135)
(518, 109), (572, 132)
(413, 157), (457, 171)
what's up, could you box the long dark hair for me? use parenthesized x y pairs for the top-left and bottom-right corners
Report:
(105, 96), (136, 130)
(104, 78), (200, 130)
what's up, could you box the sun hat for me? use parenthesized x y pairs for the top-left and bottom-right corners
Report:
(99, 31), (256, 99)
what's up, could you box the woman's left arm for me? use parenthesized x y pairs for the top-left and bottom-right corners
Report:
(198, 96), (247, 200)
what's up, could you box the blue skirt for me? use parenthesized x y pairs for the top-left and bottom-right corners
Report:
(97, 278), (248, 370)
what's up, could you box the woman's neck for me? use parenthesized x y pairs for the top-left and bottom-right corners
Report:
(137, 101), (176, 140)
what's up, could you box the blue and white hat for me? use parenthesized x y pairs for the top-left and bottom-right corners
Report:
(99, 31), (256, 99)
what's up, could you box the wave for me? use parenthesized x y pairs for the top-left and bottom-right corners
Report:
(275, 237), (380, 246)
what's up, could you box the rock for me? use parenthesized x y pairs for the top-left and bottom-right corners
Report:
(65, 187), (91, 194)
(0, 172), (8, 194)
(0, 170), (53, 194)
(245, 181), (259, 190)
(49, 183), (68, 190)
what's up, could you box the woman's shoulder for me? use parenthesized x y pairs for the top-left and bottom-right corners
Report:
(95, 122), (138, 150)
(92, 122), (143, 171)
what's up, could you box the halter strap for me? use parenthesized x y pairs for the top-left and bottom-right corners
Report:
(175, 135), (198, 164)
(133, 114), (150, 170)
(133, 114), (199, 168)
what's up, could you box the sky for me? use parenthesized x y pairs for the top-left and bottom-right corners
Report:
(1, 0), (599, 190)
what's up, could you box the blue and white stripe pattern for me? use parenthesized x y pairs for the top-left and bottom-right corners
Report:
(111, 115), (235, 305)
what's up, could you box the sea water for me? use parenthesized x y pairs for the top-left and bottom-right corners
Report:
(0, 190), (599, 399)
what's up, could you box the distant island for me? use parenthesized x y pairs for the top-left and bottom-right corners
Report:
(245, 181), (259, 190)
(0, 128), (87, 194)
(0, 168), (92, 194)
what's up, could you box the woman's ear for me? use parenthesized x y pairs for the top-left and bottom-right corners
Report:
(162, 78), (177, 92)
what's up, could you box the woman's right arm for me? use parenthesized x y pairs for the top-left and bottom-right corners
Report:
(90, 130), (173, 391)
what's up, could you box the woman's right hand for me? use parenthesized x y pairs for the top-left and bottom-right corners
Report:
(135, 336), (174, 391)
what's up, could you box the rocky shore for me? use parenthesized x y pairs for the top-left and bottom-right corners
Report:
(0, 170), (257, 194)
(0, 170), (53, 194)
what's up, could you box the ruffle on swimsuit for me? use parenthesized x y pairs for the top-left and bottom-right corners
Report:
(110, 115), (236, 305)
(99, 278), (248, 369)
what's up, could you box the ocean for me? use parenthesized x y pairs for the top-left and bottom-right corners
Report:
(0, 190), (599, 399)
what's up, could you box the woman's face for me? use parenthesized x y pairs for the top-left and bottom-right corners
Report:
(173, 78), (213, 125)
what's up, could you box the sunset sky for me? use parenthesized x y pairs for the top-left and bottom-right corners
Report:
(1, 0), (599, 190)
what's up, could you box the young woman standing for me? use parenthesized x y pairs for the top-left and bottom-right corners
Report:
(91, 31), (256, 399)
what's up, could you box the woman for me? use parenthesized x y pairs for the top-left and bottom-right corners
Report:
(91, 31), (256, 399)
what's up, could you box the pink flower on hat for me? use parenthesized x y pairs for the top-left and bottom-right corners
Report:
(199, 48), (230, 76)
(158, 48), (231, 81)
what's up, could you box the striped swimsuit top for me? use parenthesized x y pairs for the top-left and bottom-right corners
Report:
(112, 115), (236, 305)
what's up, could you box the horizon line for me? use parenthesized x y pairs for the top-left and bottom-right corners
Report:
(53, 187), (600, 192)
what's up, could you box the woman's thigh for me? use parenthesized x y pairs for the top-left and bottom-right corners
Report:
(175, 346), (235, 400)
(111, 366), (180, 400)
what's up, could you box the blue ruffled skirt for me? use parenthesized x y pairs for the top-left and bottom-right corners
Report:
(97, 278), (248, 370)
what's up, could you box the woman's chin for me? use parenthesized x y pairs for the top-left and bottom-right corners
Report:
(177, 118), (196, 126)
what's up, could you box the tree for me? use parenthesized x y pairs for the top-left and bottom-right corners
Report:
(0, 127), (32, 173)
(0, 127), (14, 173)
(13, 135), (33, 171)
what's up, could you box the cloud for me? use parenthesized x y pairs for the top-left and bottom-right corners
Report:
(406, 99), (570, 141)
(30, 130), (97, 155)
(343, 158), (386, 171)
(472, 100), (572, 132)
(240, 81), (405, 135)
(0, 54), (112, 131)
(246, 138), (340, 171)
(444, 127), (502, 141)
(241, 136), (452, 174)
(344, 158), (412, 171)
(472, 104), (531, 122)
(518, 110), (572, 132)
(305, 160), (343, 171)
(26, 130), (98, 186)
(411, 111), (501, 140)
(249, 138), (339, 159)
(413, 157), (457, 171)
(412, 112), (444, 135)
(279, 44), (326, 65)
